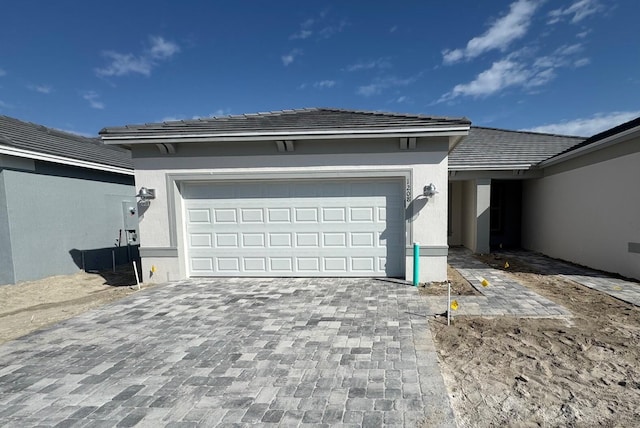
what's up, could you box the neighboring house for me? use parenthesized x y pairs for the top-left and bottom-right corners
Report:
(100, 108), (471, 283)
(0, 115), (137, 285)
(521, 117), (640, 280)
(101, 108), (640, 283)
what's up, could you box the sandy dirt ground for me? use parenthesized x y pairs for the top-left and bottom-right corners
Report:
(0, 268), (153, 345)
(430, 254), (640, 427)
(420, 265), (481, 296)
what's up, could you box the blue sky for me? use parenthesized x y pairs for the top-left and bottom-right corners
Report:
(0, 0), (638, 137)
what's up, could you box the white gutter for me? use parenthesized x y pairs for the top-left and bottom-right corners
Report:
(101, 126), (471, 143)
(540, 124), (640, 168)
(0, 145), (134, 176)
(448, 164), (533, 171)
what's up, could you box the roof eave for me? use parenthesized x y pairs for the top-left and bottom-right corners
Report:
(448, 164), (534, 171)
(101, 126), (471, 144)
(0, 144), (134, 175)
(539, 123), (640, 168)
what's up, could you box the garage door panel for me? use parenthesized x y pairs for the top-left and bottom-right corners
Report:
(183, 179), (405, 277)
(268, 208), (291, 223)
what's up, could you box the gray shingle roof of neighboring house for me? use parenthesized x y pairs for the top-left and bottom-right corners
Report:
(449, 126), (585, 170)
(99, 108), (471, 138)
(0, 115), (133, 171)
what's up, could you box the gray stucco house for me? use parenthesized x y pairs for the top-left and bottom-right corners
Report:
(0, 115), (137, 284)
(100, 109), (640, 283)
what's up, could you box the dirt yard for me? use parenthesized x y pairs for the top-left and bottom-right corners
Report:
(430, 254), (640, 427)
(420, 264), (481, 296)
(0, 268), (153, 345)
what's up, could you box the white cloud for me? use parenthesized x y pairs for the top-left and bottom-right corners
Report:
(281, 49), (302, 66)
(313, 80), (336, 89)
(211, 108), (231, 116)
(576, 30), (591, 38)
(318, 20), (347, 39)
(290, 30), (312, 40)
(290, 19), (314, 40)
(55, 128), (95, 138)
(533, 43), (584, 68)
(357, 75), (418, 97)
(288, 14), (345, 41)
(440, 60), (529, 101)
(389, 25), (397, 33)
(548, 0), (602, 24)
(346, 58), (392, 72)
(161, 108), (231, 122)
(0, 100), (13, 109)
(28, 84), (53, 94)
(574, 57), (590, 67)
(161, 116), (182, 122)
(95, 35), (180, 77)
(442, 0), (539, 64)
(96, 52), (152, 77)
(0, 68), (6, 77)
(395, 96), (408, 103)
(523, 111), (640, 136)
(441, 42), (588, 101)
(82, 91), (104, 109)
(148, 36), (180, 59)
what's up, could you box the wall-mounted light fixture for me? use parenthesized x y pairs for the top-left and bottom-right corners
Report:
(136, 187), (156, 205)
(423, 183), (438, 198)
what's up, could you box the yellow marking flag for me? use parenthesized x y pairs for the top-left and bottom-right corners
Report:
(151, 265), (157, 273)
(504, 261), (510, 269)
(481, 278), (490, 287)
(450, 300), (459, 311)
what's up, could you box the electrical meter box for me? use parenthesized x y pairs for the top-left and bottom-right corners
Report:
(122, 201), (139, 243)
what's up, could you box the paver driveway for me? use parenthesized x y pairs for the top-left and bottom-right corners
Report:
(0, 278), (455, 427)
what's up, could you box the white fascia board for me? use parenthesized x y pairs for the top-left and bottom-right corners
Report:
(0, 145), (134, 175)
(101, 126), (471, 144)
(540, 125), (640, 167)
(448, 164), (533, 171)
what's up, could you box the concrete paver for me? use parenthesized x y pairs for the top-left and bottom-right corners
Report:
(499, 250), (640, 307)
(422, 248), (572, 318)
(0, 278), (456, 427)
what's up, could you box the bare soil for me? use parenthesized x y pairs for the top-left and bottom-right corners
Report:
(430, 254), (640, 427)
(419, 264), (481, 296)
(0, 268), (154, 345)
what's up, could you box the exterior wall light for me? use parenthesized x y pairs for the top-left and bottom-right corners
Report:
(136, 187), (156, 205)
(423, 183), (438, 198)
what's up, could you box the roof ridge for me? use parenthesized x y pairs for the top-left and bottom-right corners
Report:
(149, 107), (469, 127)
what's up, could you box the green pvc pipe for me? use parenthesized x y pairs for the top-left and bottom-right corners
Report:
(413, 242), (420, 286)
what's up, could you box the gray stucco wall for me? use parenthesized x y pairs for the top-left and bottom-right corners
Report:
(0, 170), (15, 284)
(2, 161), (136, 283)
(522, 137), (640, 280)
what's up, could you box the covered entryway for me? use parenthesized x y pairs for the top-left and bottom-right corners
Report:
(181, 178), (405, 277)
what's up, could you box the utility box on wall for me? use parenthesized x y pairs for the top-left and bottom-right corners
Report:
(121, 201), (139, 244)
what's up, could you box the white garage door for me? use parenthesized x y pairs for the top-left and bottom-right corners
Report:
(182, 179), (405, 277)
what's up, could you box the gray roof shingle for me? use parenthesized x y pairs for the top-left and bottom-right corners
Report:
(449, 126), (585, 169)
(100, 108), (471, 137)
(0, 115), (133, 171)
